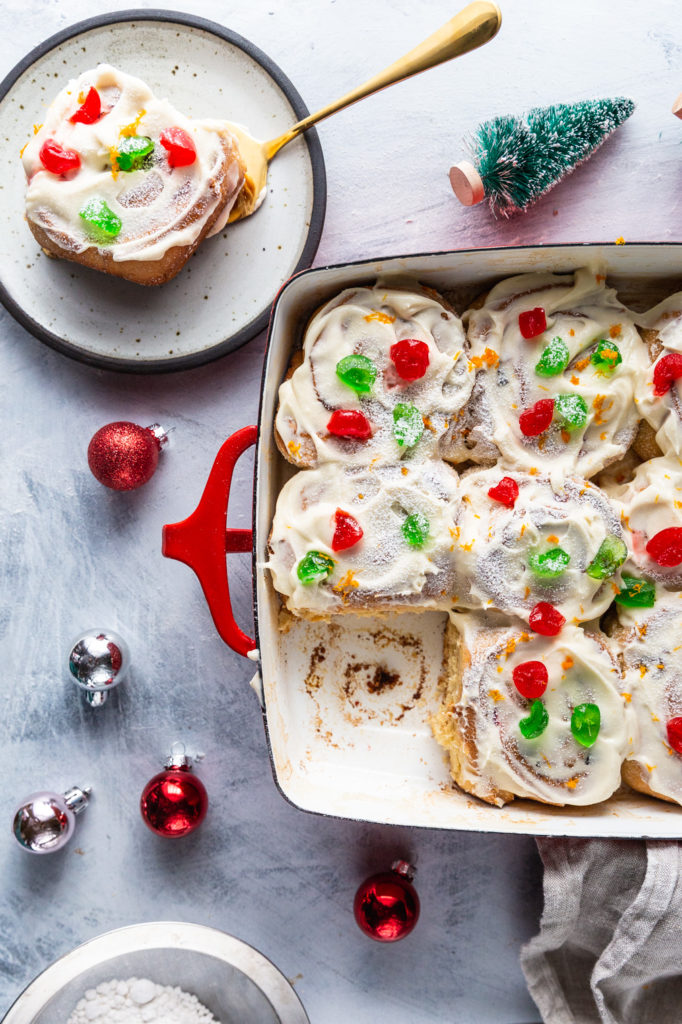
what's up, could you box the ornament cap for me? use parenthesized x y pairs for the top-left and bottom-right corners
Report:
(147, 423), (169, 449)
(449, 160), (485, 206)
(165, 741), (193, 771)
(391, 859), (416, 882)
(673, 92), (682, 120)
(63, 785), (92, 815)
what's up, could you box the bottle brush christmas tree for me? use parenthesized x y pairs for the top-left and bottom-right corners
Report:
(450, 97), (635, 217)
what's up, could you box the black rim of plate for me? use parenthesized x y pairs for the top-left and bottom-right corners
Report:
(0, 9), (327, 374)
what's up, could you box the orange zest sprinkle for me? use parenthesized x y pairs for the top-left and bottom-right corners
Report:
(287, 440), (301, 456)
(119, 109), (147, 137)
(575, 357), (590, 371)
(363, 310), (395, 324)
(547, 534), (559, 544)
(469, 347), (499, 369)
(108, 146), (120, 179)
(621, 692), (632, 703)
(332, 570), (359, 602)
(570, 375), (580, 385)
(488, 689), (505, 703)
(640, 665), (648, 677)
(33, 123), (42, 135)
(596, 273), (606, 282)
(561, 429), (571, 444)
(401, 466), (408, 476)
(593, 394), (612, 425)
(19, 141), (28, 157)
(529, 467), (538, 476)
(562, 656), (574, 671)
(609, 324), (622, 339)
(569, 328), (576, 336)
(566, 777), (579, 790)
(615, 236), (625, 245)
(600, 431), (607, 441)
(524, 586), (530, 599)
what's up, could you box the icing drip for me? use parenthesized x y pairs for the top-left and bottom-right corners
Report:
(23, 65), (243, 262)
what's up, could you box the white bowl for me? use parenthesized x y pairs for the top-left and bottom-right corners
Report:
(2, 922), (309, 1024)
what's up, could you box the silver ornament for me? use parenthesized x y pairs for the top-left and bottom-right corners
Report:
(12, 786), (91, 854)
(67, 629), (129, 706)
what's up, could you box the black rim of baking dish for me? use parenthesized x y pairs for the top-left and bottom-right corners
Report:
(0, 9), (327, 374)
(253, 241), (682, 837)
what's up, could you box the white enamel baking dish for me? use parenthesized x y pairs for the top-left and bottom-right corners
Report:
(163, 243), (682, 838)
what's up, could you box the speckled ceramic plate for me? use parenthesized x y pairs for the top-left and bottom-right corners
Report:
(0, 10), (326, 372)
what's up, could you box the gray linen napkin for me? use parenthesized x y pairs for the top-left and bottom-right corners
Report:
(520, 838), (682, 1024)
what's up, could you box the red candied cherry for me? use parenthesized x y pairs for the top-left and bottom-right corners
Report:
(487, 476), (519, 508)
(327, 410), (372, 439)
(518, 307), (547, 340)
(519, 398), (555, 437)
(653, 353), (682, 397)
(69, 87), (102, 124)
(389, 339), (430, 381)
(512, 661), (548, 699)
(332, 509), (363, 552)
(160, 127), (197, 167)
(39, 139), (81, 175)
(529, 601), (566, 637)
(667, 717), (682, 755)
(645, 527), (682, 567)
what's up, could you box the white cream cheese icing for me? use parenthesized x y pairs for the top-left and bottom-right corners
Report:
(23, 65), (243, 262)
(267, 459), (460, 615)
(633, 294), (682, 457)
(445, 612), (630, 806)
(275, 283), (472, 467)
(619, 591), (682, 804)
(463, 266), (650, 482)
(452, 468), (624, 623)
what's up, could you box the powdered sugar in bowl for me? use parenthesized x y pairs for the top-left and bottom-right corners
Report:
(1, 922), (308, 1024)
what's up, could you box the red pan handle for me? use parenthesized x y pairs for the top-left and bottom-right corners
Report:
(162, 425), (258, 657)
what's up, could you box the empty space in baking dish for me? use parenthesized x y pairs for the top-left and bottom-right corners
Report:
(255, 244), (682, 837)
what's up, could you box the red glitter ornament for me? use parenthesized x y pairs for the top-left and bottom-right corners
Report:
(389, 339), (430, 381)
(653, 353), (682, 397)
(666, 718), (682, 755)
(519, 398), (555, 437)
(646, 527), (682, 567)
(512, 660), (548, 699)
(354, 860), (420, 942)
(39, 138), (81, 175)
(327, 410), (372, 439)
(140, 745), (208, 838)
(87, 421), (167, 491)
(529, 602), (566, 636)
(70, 87), (102, 124)
(487, 476), (519, 508)
(160, 127), (197, 168)
(332, 509), (363, 551)
(518, 307), (547, 340)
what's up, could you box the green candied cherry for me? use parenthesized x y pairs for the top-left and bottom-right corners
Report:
(393, 403), (424, 448)
(535, 336), (570, 377)
(336, 354), (377, 394)
(402, 511), (429, 548)
(571, 703), (601, 747)
(528, 547), (571, 579)
(585, 535), (627, 580)
(590, 340), (622, 374)
(79, 198), (122, 241)
(519, 699), (549, 739)
(116, 135), (154, 171)
(296, 551), (335, 585)
(554, 393), (588, 432)
(614, 574), (656, 608)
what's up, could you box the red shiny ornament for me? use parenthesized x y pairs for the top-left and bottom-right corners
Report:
(518, 307), (547, 339)
(653, 353), (682, 397)
(327, 410), (372, 439)
(87, 421), (167, 491)
(389, 339), (430, 381)
(519, 398), (555, 437)
(646, 527), (682, 567)
(529, 601), (566, 636)
(160, 127), (197, 168)
(488, 476), (519, 508)
(140, 748), (208, 838)
(39, 138), (81, 175)
(354, 860), (420, 942)
(70, 87), (102, 124)
(666, 717), (682, 755)
(512, 660), (548, 699)
(332, 509), (363, 551)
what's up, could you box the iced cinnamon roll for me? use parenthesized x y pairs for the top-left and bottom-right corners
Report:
(451, 467), (626, 624)
(617, 592), (682, 805)
(267, 459), (460, 618)
(22, 65), (246, 285)
(432, 612), (630, 806)
(611, 454), (682, 590)
(455, 267), (649, 479)
(274, 283), (472, 468)
(633, 294), (682, 458)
